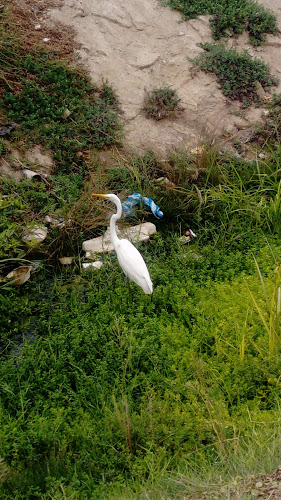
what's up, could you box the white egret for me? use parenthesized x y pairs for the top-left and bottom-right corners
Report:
(92, 193), (153, 295)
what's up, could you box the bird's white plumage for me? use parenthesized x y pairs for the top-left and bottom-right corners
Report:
(92, 193), (153, 294)
(115, 238), (153, 294)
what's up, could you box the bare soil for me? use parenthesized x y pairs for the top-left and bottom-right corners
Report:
(44, 0), (281, 156)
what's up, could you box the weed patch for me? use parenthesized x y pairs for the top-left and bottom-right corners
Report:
(143, 87), (181, 120)
(1, 54), (122, 171)
(193, 43), (278, 106)
(166, 0), (277, 45)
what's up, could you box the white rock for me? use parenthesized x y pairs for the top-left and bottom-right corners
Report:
(63, 108), (71, 119)
(23, 225), (48, 244)
(59, 257), (74, 265)
(82, 222), (156, 255)
(82, 261), (103, 270)
(6, 265), (32, 285)
(34, 24), (41, 30)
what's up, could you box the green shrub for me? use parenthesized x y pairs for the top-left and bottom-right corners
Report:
(2, 63), (122, 172)
(167, 0), (277, 45)
(193, 43), (278, 106)
(1, 239), (281, 498)
(143, 87), (181, 120)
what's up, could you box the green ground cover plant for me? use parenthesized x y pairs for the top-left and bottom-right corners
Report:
(2, 3), (281, 500)
(1, 52), (121, 171)
(193, 43), (278, 106)
(0, 9), (121, 260)
(2, 141), (281, 497)
(166, 0), (277, 45)
(1, 231), (281, 499)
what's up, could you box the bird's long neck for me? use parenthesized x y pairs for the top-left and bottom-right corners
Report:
(110, 196), (123, 248)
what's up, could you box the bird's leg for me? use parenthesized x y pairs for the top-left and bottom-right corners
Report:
(125, 278), (131, 307)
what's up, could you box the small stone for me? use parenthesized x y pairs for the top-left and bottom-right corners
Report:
(82, 261), (103, 270)
(43, 37), (50, 42)
(59, 257), (74, 265)
(178, 31), (185, 36)
(258, 153), (266, 160)
(6, 266), (32, 285)
(45, 215), (65, 229)
(63, 108), (71, 119)
(34, 24), (41, 30)
(82, 222), (156, 254)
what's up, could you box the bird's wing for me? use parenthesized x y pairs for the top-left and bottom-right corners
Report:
(115, 239), (153, 293)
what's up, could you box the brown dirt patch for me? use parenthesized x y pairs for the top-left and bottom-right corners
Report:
(44, 0), (281, 156)
(7, 0), (80, 57)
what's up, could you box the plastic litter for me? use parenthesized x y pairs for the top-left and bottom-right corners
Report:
(0, 123), (17, 136)
(23, 169), (43, 180)
(122, 193), (163, 219)
(179, 229), (197, 244)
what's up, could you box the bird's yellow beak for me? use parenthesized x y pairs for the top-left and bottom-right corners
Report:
(92, 193), (108, 199)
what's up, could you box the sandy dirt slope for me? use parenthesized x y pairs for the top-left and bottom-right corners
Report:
(48, 0), (281, 155)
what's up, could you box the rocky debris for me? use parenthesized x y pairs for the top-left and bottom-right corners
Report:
(6, 265), (32, 285)
(59, 256), (74, 265)
(24, 145), (54, 176)
(0, 144), (54, 182)
(0, 158), (22, 182)
(82, 222), (156, 255)
(0, 123), (18, 136)
(82, 261), (103, 270)
(23, 225), (48, 244)
(45, 215), (65, 229)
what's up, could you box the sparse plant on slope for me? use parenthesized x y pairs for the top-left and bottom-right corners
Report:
(167, 0), (277, 46)
(193, 43), (278, 107)
(143, 87), (181, 120)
